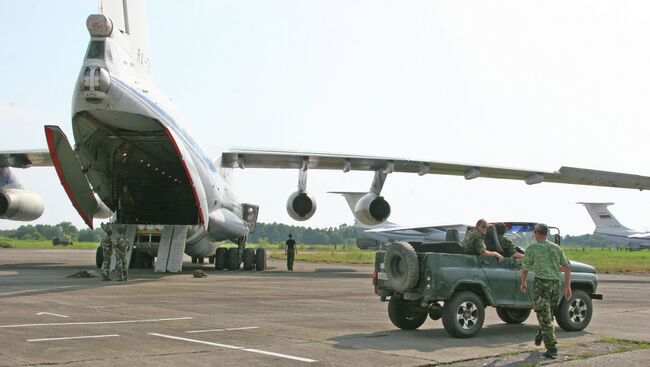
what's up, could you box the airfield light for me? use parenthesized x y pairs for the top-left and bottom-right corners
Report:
(86, 14), (113, 37)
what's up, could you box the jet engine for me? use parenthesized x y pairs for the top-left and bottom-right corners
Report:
(0, 189), (45, 221)
(354, 193), (391, 225)
(286, 191), (317, 221)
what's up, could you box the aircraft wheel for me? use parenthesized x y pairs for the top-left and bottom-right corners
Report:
(242, 248), (255, 270)
(95, 246), (103, 269)
(214, 248), (227, 270)
(198, 257), (205, 264)
(226, 248), (240, 270)
(191, 257), (197, 264)
(255, 248), (267, 271)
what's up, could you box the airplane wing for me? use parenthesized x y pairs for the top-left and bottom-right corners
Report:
(0, 150), (53, 168)
(365, 224), (468, 234)
(221, 148), (650, 190)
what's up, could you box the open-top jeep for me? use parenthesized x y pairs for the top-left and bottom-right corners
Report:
(372, 222), (602, 338)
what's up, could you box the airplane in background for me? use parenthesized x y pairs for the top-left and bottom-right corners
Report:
(333, 192), (468, 249)
(3, 0), (650, 273)
(579, 202), (650, 250)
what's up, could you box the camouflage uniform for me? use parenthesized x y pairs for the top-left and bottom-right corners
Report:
(462, 228), (486, 255)
(498, 235), (517, 257)
(285, 238), (296, 271)
(523, 240), (570, 351)
(115, 235), (131, 281)
(100, 236), (114, 280)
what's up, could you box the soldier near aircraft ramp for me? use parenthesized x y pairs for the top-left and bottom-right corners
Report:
(115, 227), (131, 281)
(520, 223), (572, 359)
(285, 234), (297, 271)
(100, 228), (113, 281)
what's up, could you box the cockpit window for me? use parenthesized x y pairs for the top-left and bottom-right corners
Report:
(86, 40), (105, 59)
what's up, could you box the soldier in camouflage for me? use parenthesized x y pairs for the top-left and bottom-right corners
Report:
(495, 223), (524, 260)
(115, 227), (131, 281)
(521, 223), (572, 359)
(100, 229), (113, 281)
(462, 219), (504, 263)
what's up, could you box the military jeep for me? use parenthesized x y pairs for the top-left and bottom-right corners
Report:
(372, 222), (602, 338)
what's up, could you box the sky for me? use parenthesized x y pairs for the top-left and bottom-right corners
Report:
(2, 0), (650, 235)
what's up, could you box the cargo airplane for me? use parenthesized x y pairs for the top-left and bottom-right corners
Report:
(579, 202), (650, 250)
(3, 0), (650, 272)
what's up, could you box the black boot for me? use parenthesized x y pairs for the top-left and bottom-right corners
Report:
(543, 348), (557, 359)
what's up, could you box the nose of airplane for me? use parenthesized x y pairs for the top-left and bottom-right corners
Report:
(80, 66), (111, 103)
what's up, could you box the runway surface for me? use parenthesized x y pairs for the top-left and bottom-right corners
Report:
(1, 249), (649, 366)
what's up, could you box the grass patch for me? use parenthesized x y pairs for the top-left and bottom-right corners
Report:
(565, 248), (650, 273)
(596, 336), (650, 349)
(270, 251), (375, 264)
(0, 237), (99, 250)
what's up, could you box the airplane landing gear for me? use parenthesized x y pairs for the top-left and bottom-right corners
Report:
(213, 236), (266, 271)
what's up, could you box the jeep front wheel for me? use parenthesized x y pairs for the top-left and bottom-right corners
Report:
(496, 307), (531, 324)
(388, 298), (428, 330)
(442, 291), (485, 338)
(555, 289), (593, 331)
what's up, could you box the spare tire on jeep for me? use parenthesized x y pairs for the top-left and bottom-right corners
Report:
(384, 242), (419, 292)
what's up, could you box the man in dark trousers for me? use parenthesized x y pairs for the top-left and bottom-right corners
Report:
(520, 223), (572, 359)
(285, 234), (297, 271)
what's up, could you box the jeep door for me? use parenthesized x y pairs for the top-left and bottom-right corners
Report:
(478, 256), (519, 306)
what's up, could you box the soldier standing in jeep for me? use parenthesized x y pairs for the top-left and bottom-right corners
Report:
(521, 223), (572, 359)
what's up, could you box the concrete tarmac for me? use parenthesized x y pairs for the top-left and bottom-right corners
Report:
(1, 249), (649, 366)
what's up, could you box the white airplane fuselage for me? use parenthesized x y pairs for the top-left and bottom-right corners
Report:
(71, 30), (248, 258)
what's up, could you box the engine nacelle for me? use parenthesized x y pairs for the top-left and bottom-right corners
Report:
(354, 193), (391, 225)
(286, 191), (317, 221)
(0, 189), (45, 221)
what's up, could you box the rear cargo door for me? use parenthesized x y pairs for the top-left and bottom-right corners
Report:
(45, 125), (97, 228)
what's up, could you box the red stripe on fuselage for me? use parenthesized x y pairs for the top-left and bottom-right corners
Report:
(44, 126), (93, 229)
(163, 128), (205, 228)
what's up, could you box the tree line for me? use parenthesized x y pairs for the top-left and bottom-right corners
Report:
(0, 221), (617, 247)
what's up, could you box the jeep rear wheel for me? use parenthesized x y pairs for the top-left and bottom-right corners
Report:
(496, 307), (531, 324)
(442, 291), (485, 338)
(388, 298), (428, 330)
(384, 242), (419, 292)
(556, 289), (593, 331)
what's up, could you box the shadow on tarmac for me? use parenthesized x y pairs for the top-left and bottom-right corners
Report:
(328, 322), (589, 354)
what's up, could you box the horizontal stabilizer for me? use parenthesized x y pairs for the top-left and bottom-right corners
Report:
(0, 150), (52, 168)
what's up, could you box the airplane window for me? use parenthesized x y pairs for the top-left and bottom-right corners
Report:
(86, 41), (105, 59)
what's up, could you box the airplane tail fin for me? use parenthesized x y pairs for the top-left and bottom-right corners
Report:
(99, 0), (151, 78)
(578, 202), (630, 230)
(329, 192), (366, 219)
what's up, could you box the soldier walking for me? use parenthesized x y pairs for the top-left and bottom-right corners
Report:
(115, 227), (131, 281)
(100, 228), (114, 281)
(285, 234), (297, 271)
(520, 223), (572, 359)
